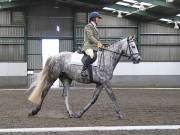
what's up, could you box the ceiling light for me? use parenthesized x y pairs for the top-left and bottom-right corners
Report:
(103, 7), (116, 11)
(174, 22), (179, 29)
(112, 10), (129, 18)
(139, 4), (145, 10)
(56, 25), (60, 32)
(116, 1), (131, 7)
(53, 6), (59, 9)
(117, 11), (123, 18)
(166, 0), (174, 3)
(159, 18), (173, 23)
(140, 2), (153, 7)
(131, 4), (140, 9)
(122, 0), (138, 4)
(176, 14), (180, 17)
(131, 3), (146, 10)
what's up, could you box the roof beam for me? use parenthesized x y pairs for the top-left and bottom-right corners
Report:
(128, 10), (159, 19)
(0, 0), (11, 2)
(56, 0), (102, 9)
(0, 1), (21, 9)
(167, 0), (180, 4)
(108, 4), (137, 12)
(131, 10), (180, 22)
(169, 16), (180, 22)
(137, 0), (180, 11)
(174, 0), (180, 4)
(0, 0), (21, 3)
(77, 0), (119, 5)
(108, 2), (180, 22)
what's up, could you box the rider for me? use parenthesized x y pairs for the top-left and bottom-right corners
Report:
(81, 11), (104, 77)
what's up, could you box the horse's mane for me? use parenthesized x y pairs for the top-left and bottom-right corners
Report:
(106, 37), (126, 50)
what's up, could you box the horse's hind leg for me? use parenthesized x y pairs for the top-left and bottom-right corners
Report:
(61, 78), (74, 117)
(28, 81), (53, 116)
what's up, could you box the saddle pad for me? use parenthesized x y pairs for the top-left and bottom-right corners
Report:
(70, 52), (98, 66)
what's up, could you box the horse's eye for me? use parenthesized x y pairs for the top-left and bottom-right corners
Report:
(132, 46), (135, 48)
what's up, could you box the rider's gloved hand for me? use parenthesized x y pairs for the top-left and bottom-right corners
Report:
(96, 42), (104, 48)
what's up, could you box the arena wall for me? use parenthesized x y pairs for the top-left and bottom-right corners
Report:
(111, 62), (180, 87)
(0, 63), (27, 88)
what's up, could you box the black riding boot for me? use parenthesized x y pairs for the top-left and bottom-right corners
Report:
(81, 51), (97, 77)
(81, 55), (93, 77)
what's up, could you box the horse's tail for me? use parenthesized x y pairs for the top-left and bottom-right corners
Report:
(28, 57), (51, 105)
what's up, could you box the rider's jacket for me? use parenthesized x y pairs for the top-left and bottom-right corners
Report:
(82, 22), (100, 51)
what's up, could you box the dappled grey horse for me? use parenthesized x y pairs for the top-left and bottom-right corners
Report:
(28, 36), (141, 119)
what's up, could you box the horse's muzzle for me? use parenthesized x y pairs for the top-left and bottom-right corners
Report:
(132, 55), (141, 64)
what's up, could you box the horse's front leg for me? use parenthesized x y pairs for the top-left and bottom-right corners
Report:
(74, 84), (103, 118)
(103, 81), (124, 119)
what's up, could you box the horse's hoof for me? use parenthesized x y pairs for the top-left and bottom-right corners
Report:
(71, 112), (82, 118)
(117, 114), (125, 120)
(28, 110), (38, 116)
(68, 113), (74, 118)
(28, 112), (34, 116)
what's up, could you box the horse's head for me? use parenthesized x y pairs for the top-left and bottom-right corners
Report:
(122, 35), (141, 64)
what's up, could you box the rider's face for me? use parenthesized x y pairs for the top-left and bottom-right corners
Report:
(95, 17), (101, 25)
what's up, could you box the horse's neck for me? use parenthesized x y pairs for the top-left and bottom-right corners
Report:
(98, 40), (123, 75)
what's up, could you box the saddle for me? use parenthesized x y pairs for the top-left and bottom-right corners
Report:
(70, 52), (98, 66)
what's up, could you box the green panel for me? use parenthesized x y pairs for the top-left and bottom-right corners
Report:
(137, 0), (180, 11)
(169, 16), (180, 22)
(109, 2), (180, 22)
(137, 0), (167, 6)
(24, 9), (27, 62)
(0, 1), (30, 9)
(0, 0), (11, 2)
(133, 11), (159, 19)
(136, 22), (141, 50)
(77, 0), (101, 5)
(77, 0), (117, 5)
(0, 0), (50, 9)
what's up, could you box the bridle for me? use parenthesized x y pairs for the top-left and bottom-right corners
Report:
(124, 38), (140, 59)
(101, 37), (139, 59)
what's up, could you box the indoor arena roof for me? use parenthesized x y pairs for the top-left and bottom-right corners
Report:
(0, 0), (180, 28)
(103, 0), (180, 27)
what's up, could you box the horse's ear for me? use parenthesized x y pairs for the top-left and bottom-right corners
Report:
(130, 35), (135, 40)
(132, 35), (135, 39)
(129, 35), (135, 41)
(127, 35), (131, 41)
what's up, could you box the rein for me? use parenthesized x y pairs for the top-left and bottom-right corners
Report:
(100, 48), (121, 55)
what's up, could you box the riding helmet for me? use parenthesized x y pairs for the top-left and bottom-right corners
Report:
(89, 11), (102, 19)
